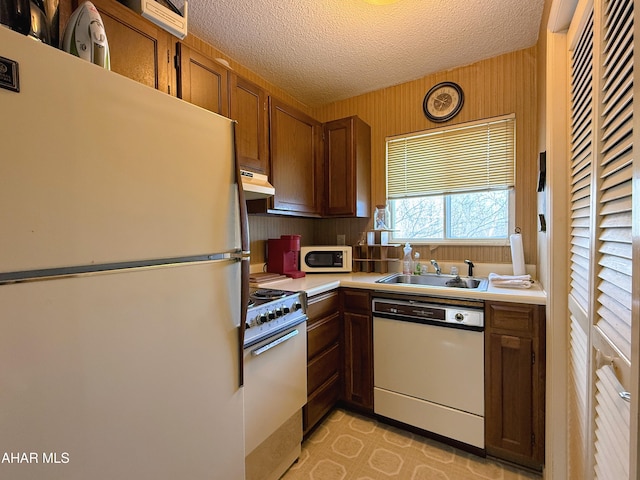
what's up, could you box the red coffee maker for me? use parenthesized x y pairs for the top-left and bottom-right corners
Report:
(267, 235), (305, 278)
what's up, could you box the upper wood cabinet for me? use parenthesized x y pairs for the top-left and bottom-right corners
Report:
(75, 0), (172, 93)
(485, 301), (545, 470)
(229, 75), (269, 175)
(324, 116), (371, 217)
(268, 97), (323, 217)
(175, 43), (229, 116)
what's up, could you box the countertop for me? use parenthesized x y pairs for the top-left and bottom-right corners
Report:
(252, 272), (547, 305)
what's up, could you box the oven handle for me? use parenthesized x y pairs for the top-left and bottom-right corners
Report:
(251, 329), (299, 356)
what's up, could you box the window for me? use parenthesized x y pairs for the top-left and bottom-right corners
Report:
(386, 115), (516, 244)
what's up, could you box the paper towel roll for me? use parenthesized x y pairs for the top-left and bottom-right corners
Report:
(510, 233), (526, 275)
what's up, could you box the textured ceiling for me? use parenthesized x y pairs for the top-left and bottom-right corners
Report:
(188, 0), (545, 107)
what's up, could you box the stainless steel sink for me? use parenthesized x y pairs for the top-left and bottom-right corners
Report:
(376, 273), (488, 291)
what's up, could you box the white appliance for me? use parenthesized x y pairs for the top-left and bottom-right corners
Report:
(243, 288), (307, 480)
(300, 245), (352, 273)
(62, 2), (110, 69)
(120, 0), (188, 40)
(372, 296), (485, 449)
(240, 169), (275, 200)
(0, 27), (249, 480)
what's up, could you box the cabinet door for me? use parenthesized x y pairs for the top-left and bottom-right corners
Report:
(342, 289), (373, 411)
(78, 0), (172, 93)
(269, 97), (323, 216)
(486, 332), (534, 457)
(343, 311), (373, 410)
(176, 43), (229, 116)
(229, 75), (269, 175)
(324, 116), (371, 217)
(485, 301), (545, 469)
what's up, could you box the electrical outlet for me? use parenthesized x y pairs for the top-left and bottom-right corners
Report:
(337, 234), (346, 245)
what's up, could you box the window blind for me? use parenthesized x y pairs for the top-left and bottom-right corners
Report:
(596, 0), (633, 361)
(386, 115), (515, 198)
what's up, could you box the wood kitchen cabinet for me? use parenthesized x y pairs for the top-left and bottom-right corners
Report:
(342, 288), (374, 411)
(176, 43), (229, 117)
(304, 291), (341, 435)
(267, 97), (323, 217)
(230, 74), (269, 175)
(485, 301), (545, 470)
(323, 116), (371, 217)
(73, 0), (173, 94)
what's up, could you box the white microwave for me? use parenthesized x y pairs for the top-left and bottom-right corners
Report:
(300, 246), (352, 273)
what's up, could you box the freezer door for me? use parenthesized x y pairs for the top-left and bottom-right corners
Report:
(0, 262), (244, 480)
(0, 27), (240, 273)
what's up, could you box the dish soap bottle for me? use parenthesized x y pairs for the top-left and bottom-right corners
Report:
(414, 251), (422, 275)
(403, 243), (412, 274)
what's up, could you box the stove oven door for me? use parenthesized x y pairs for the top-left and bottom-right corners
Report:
(243, 321), (307, 457)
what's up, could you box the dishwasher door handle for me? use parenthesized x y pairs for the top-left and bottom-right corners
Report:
(251, 329), (299, 356)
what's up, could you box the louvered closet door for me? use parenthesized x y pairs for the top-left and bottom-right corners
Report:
(568, 5), (594, 479)
(567, 0), (635, 478)
(592, 0), (633, 477)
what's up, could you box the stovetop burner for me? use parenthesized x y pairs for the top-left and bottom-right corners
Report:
(249, 287), (297, 306)
(244, 288), (307, 348)
(251, 288), (289, 300)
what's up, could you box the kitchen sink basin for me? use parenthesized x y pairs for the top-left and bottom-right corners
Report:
(376, 273), (488, 291)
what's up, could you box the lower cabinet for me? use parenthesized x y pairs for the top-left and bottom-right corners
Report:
(304, 291), (341, 434)
(485, 301), (546, 470)
(342, 289), (374, 411)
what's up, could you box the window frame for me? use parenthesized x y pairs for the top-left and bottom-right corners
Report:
(388, 189), (515, 246)
(385, 115), (516, 246)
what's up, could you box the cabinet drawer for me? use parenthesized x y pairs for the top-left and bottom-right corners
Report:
(307, 312), (340, 360)
(342, 289), (370, 313)
(304, 374), (340, 433)
(307, 291), (340, 326)
(486, 302), (538, 334)
(308, 343), (340, 393)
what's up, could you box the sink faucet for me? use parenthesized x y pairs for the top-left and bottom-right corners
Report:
(430, 259), (441, 275)
(464, 259), (475, 277)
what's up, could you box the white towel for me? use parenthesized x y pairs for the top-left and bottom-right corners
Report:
(488, 273), (533, 289)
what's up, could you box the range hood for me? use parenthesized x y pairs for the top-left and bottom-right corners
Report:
(240, 170), (275, 200)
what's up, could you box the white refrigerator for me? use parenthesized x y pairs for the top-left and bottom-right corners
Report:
(0, 27), (249, 479)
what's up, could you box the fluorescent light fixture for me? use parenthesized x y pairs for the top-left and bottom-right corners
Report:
(364, 0), (400, 4)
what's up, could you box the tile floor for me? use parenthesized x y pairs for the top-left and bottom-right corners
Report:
(282, 408), (542, 480)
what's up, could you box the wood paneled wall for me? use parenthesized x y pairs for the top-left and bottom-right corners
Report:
(313, 47), (539, 266)
(248, 216), (316, 267)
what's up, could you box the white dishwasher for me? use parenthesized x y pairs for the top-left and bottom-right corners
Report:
(373, 296), (485, 449)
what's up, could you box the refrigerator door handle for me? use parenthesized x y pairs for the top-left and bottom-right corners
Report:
(228, 251), (251, 261)
(233, 121), (251, 388)
(0, 253), (242, 285)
